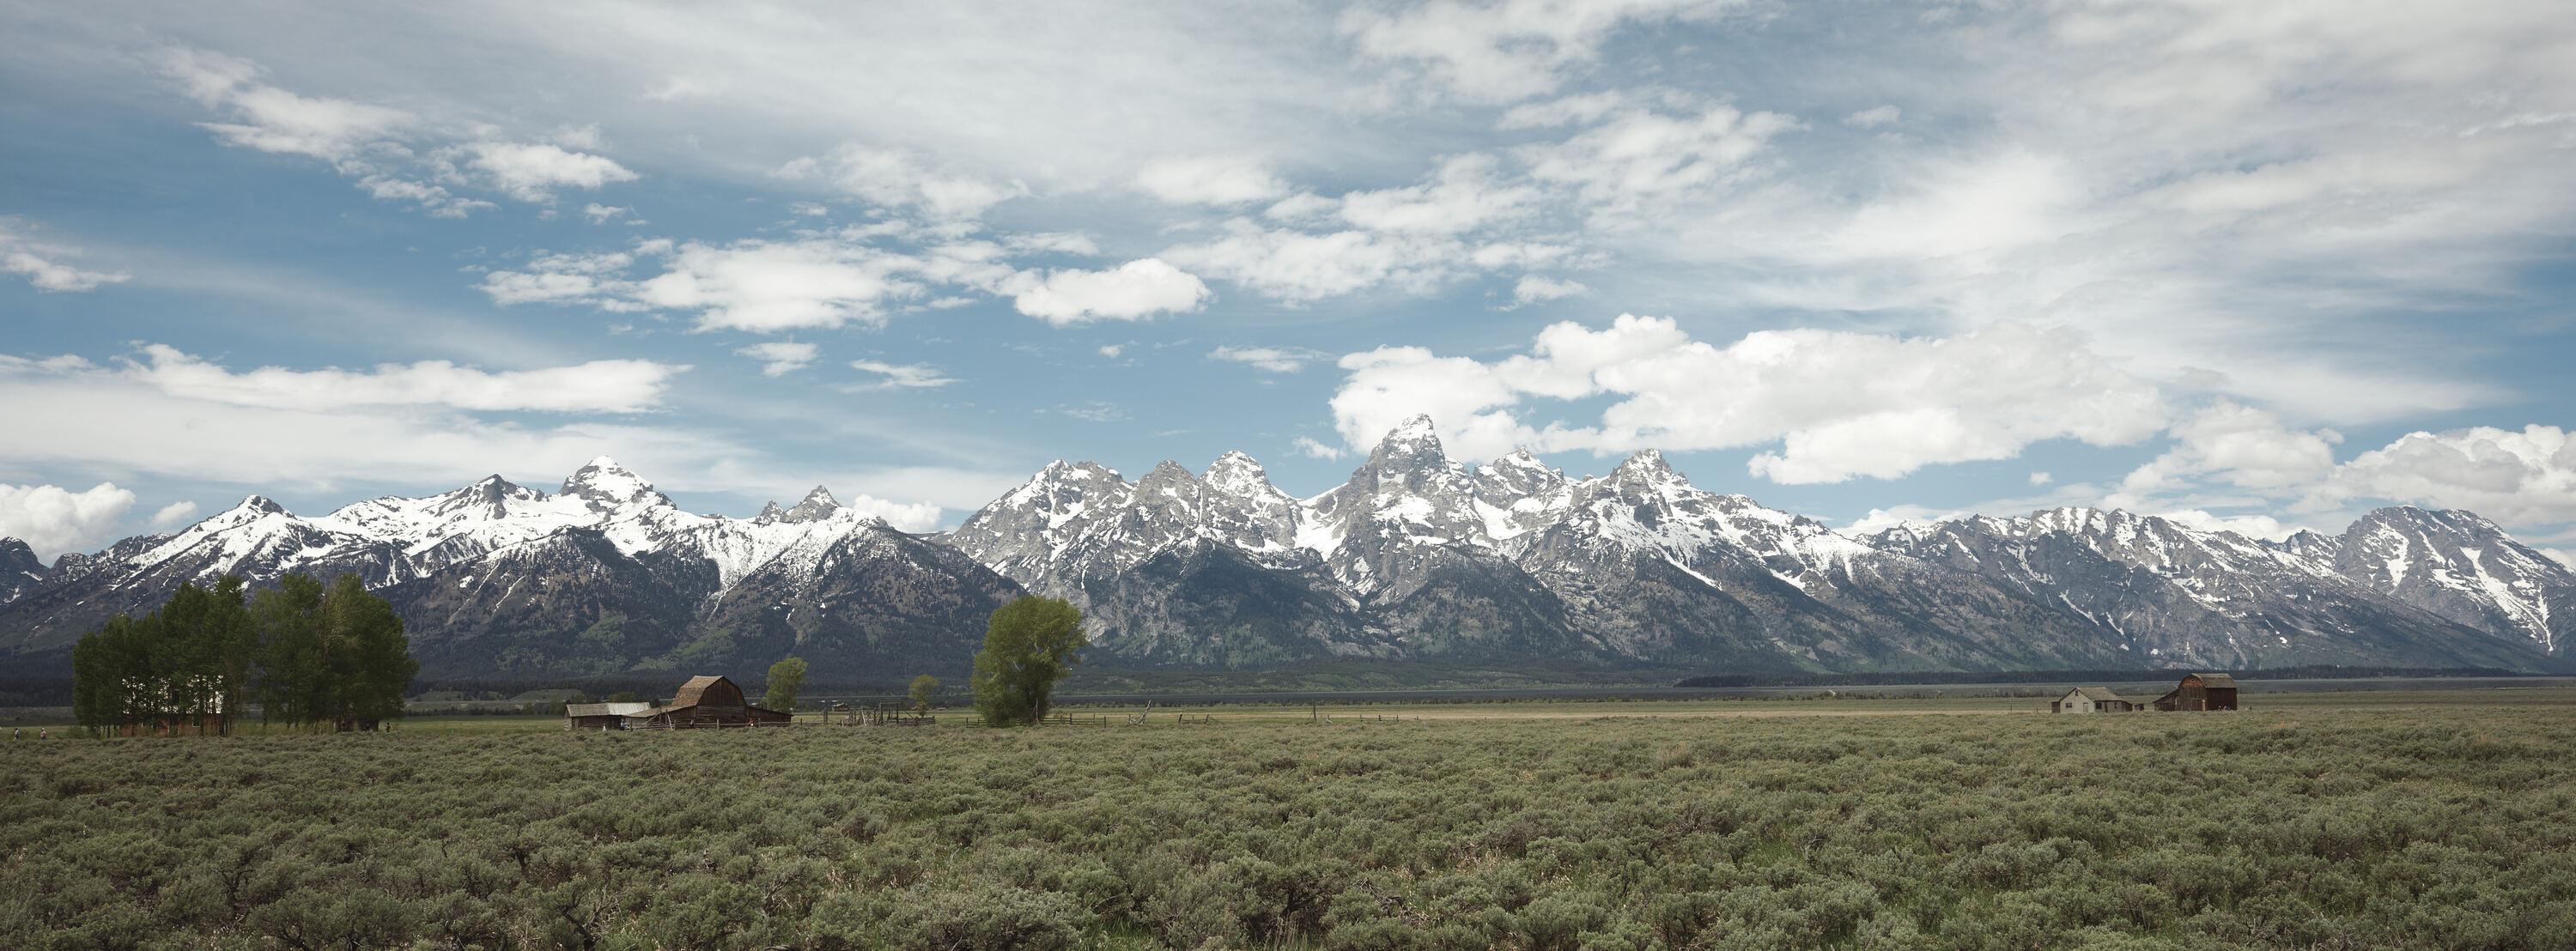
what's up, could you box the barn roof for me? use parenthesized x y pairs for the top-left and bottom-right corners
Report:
(2189, 673), (2239, 688)
(670, 675), (732, 708)
(2064, 687), (2128, 702)
(564, 702), (654, 718)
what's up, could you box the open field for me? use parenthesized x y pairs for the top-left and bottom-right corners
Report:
(7, 690), (2576, 949)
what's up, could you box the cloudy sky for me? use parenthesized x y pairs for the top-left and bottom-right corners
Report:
(4, 0), (2573, 564)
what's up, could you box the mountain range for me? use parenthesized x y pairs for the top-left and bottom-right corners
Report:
(3, 415), (2568, 682)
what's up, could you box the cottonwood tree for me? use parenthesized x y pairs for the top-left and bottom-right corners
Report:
(75, 572), (413, 735)
(763, 657), (808, 712)
(908, 674), (941, 713)
(971, 597), (1085, 726)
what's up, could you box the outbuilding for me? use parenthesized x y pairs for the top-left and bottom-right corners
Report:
(2051, 687), (2139, 713)
(564, 701), (655, 730)
(2152, 673), (2239, 712)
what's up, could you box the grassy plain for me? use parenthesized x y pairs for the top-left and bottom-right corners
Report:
(6, 690), (2574, 949)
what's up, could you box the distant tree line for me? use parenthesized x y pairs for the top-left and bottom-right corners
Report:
(71, 573), (417, 735)
(1674, 665), (2533, 689)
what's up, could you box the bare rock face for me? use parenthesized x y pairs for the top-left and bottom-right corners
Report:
(0, 458), (1021, 681)
(2317, 506), (2574, 655)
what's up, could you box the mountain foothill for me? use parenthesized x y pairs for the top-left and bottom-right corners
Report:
(3, 416), (2568, 684)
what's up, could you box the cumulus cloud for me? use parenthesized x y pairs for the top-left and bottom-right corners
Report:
(1137, 156), (1289, 205)
(156, 46), (410, 163)
(583, 203), (631, 223)
(0, 482), (137, 560)
(0, 221), (129, 293)
(2121, 402), (2342, 494)
(57, 345), (684, 414)
(2316, 425), (2576, 525)
(848, 360), (956, 389)
(1510, 95), (1799, 220)
(778, 144), (1021, 220)
(1210, 345), (1327, 373)
(149, 500), (201, 530)
(1005, 258), (1212, 324)
(737, 342), (817, 377)
(637, 239), (922, 331)
(1337, 154), (1541, 234)
(1327, 316), (2166, 481)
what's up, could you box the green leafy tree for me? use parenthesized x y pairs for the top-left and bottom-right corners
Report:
(72, 578), (257, 736)
(763, 657), (808, 712)
(320, 572), (416, 730)
(908, 674), (941, 713)
(970, 597), (1085, 726)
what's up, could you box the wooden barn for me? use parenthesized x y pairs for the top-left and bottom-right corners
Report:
(2153, 673), (2239, 712)
(2051, 686), (2140, 713)
(649, 675), (792, 728)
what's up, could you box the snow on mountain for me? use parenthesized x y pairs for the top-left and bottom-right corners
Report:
(2319, 506), (2574, 653)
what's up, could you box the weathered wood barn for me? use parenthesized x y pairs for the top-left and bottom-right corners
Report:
(655, 675), (792, 727)
(2154, 673), (2239, 712)
(2050, 686), (2140, 713)
(559, 676), (792, 730)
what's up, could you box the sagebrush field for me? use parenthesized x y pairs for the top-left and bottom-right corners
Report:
(6, 694), (2575, 950)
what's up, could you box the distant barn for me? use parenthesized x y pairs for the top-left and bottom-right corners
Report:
(2051, 686), (2139, 713)
(2154, 673), (2239, 712)
(561, 675), (792, 730)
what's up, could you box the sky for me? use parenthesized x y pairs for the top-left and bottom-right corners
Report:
(3, 0), (2573, 566)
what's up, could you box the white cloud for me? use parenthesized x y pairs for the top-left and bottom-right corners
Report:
(2542, 548), (2576, 571)
(1327, 317), (2166, 480)
(1511, 275), (1586, 306)
(1163, 220), (1463, 301)
(583, 203), (631, 223)
(1097, 344), (1125, 358)
(637, 239), (922, 331)
(0, 482), (137, 560)
(737, 342), (817, 377)
(2121, 402), (2342, 494)
(149, 500), (200, 530)
(1512, 96), (1799, 221)
(2028, 471), (2053, 487)
(1337, 154), (1540, 234)
(0, 221), (129, 293)
(89, 345), (683, 413)
(458, 141), (639, 202)
(156, 46), (410, 163)
(1842, 106), (1900, 128)
(1291, 436), (1346, 460)
(848, 360), (956, 389)
(779, 144), (1020, 221)
(1210, 345), (1327, 373)
(1137, 155), (1289, 205)
(2316, 425), (2576, 525)
(1343, 0), (1744, 104)
(2152, 508), (2297, 542)
(1006, 258), (1212, 324)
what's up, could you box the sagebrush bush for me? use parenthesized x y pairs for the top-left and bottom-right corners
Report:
(3, 706), (2574, 948)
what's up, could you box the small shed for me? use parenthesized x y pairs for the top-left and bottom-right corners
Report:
(2152, 673), (2239, 712)
(2051, 687), (2138, 713)
(564, 701), (655, 731)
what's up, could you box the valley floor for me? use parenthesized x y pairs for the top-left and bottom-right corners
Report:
(6, 691), (2574, 948)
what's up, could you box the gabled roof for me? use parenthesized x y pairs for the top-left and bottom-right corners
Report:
(2062, 686), (2128, 702)
(564, 702), (655, 718)
(670, 675), (732, 708)
(2188, 673), (2239, 688)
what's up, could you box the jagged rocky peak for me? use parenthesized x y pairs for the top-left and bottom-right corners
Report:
(1203, 451), (1286, 500)
(781, 486), (842, 524)
(1137, 460), (1202, 496)
(3, 537), (43, 576)
(1370, 415), (1446, 466)
(2275, 529), (2342, 562)
(1607, 449), (1687, 489)
(754, 501), (787, 524)
(1476, 447), (1568, 501)
(433, 475), (540, 518)
(559, 456), (664, 510)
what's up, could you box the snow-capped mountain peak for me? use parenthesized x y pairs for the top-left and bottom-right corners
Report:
(780, 486), (842, 524)
(560, 456), (664, 511)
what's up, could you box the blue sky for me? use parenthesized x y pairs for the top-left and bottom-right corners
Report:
(3, 0), (2573, 565)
